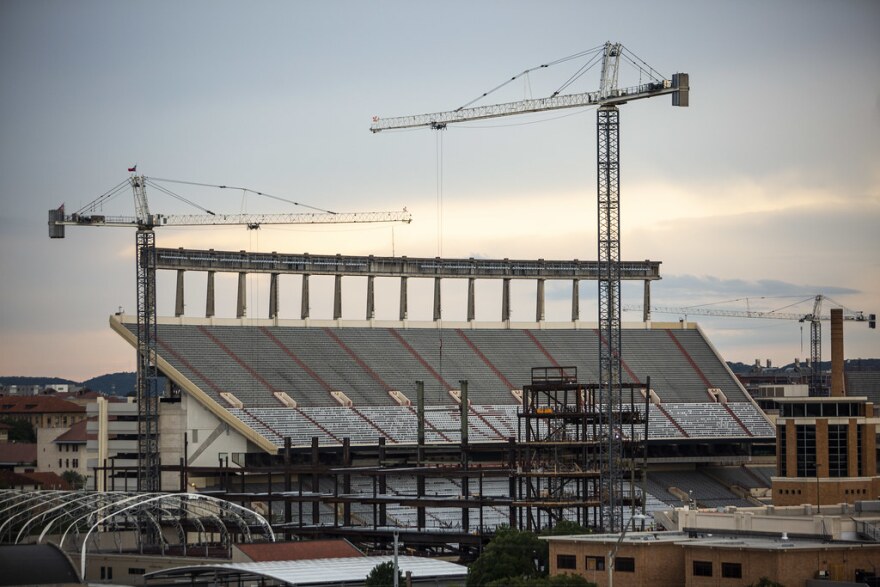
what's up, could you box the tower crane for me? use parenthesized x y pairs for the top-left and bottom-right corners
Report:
(48, 174), (412, 491)
(371, 42), (689, 532)
(623, 295), (875, 395)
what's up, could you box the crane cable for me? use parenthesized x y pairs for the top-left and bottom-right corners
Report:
(146, 176), (336, 215)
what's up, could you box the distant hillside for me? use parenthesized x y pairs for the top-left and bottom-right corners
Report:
(0, 372), (135, 396)
(83, 372), (136, 396)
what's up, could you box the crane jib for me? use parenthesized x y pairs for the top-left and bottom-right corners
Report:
(370, 75), (688, 132)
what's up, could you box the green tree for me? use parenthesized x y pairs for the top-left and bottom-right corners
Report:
(61, 470), (86, 490)
(1, 417), (36, 443)
(365, 561), (404, 587)
(467, 526), (548, 586)
(542, 520), (590, 537)
(749, 578), (784, 587)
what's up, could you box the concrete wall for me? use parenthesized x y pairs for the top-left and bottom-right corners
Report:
(548, 536), (685, 587)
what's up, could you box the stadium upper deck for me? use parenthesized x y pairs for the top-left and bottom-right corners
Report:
(111, 316), (774, 449)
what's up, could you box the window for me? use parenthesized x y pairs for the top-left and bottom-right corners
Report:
(615, 557), (635, 572)
(128, 568), (146, 575)
(191, 429), (198, 443)
(693, 560), (713, 577)
(722, 562), (742, 578)
(586, 556), (605, 571)
(557, 554), (576, 570)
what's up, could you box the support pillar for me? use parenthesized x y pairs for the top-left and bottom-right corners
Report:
(333, 275), (343, 319)
(571, 279), (580, 321)
(536, 279), (545, 322)
(643, 278), (651, 322)
(502, 278), (511, 321)
(269, 273), (279, 319)
(399, 277), (408, 321)
(205, 271), (215, 318)
(433, 277), (442, 321)
(467, 278), (476, 321)
(301, 274), (310, 319)
(236, 272), (247, 318)
(175, 269), (185, 317)
(366, 275), (375, 320)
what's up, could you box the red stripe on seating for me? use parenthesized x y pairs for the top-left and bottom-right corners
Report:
(523, 330), (561, 368)
(259, 327), (333, 393)
(388, 329), (453, 391)
(455, 330), (515, 390)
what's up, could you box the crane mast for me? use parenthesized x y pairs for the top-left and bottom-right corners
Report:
(50, 175), (412, 491)
(372, 42), (689, 532)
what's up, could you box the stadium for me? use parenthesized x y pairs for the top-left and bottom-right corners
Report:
(95, 250), (776, 555)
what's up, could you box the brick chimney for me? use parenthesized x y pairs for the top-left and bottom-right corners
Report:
(830, 308), (845, 396)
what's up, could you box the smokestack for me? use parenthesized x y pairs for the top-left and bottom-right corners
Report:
(831, 308), (845, 396)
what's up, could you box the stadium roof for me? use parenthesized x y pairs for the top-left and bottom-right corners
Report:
(146, 555), (467, 586)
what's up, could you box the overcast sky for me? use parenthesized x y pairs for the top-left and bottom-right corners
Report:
(1, 0), (878, 380)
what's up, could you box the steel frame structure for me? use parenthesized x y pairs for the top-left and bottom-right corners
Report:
(136, 229), (161, 491)
(597, 105), (624, 531)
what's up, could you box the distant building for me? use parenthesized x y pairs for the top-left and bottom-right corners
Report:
(546, 500), (880, 586)
(0, 396), (86, 430)
(37, 419), (89, 487)
(772, 396), (879, 507)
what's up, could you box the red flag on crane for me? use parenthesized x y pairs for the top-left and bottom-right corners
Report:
(128, 165), (137, 172)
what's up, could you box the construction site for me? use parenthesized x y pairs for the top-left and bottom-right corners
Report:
(3, 39), (878, 586)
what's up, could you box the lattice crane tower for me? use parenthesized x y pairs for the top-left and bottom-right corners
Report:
(371, 42), (689, 531)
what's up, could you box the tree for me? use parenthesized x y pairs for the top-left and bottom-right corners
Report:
(749, 578), (784, 587)
(1, 417), (36, 443)
(365, 561), (404, 587)
(61, 470), (86, 490)
(542, 520), (590, 537)
(467, 526), (548, 586)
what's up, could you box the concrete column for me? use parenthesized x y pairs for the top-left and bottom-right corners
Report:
(205, 271), (215, 318)
(433, 277), (442, 321)
(831, 308), (845, 397)
(333, 275), (343, 320)
(301, 274), (310, 319)
(571, 279), (580, 321)
(536, 279), (545, 322)
(501, 278), (511, 321)
(366, 275), (375, 320)
(175, 270), (185, 317)
(399, 277), (408, 321)
(269, 273), (279, 319)
(467, 278), (476, 321)
(643, 279), (652, 322)
(236, 272), (247, 318)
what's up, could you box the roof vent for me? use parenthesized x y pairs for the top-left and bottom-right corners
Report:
(781, 532), (789, 541)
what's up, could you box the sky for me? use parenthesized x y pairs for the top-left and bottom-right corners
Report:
(1, 0), (878, 381)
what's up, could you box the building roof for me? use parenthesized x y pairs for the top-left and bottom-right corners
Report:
(0, 442), (37, 465)
(0, 396), (85, 414)
(147, 555), (467, 586)
(0, 544), (81, 586)
(19, 471), (71, 490)
(236, 539), (363, 562)
(53, 419), (90, 443)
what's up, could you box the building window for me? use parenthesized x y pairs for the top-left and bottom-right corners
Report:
(796, 424), (816, 477)
(586, 556), (605, 571)
(191, 429), (198, 443)
(616, 557), (635, 572)
(722, 562), (742, 578)
(557, 554), (576, 570)
(128, 568), (146, 575)
(693, 560), (713, 577)
(828, 424), (848, 477)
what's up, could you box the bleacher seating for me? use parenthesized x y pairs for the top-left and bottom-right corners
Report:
(121, 320), (774, 447)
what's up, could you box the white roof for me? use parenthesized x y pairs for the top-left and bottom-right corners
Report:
(146, 555), (467, 585)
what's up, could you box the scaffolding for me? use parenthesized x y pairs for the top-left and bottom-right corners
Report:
(515, 367), (646, 532)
